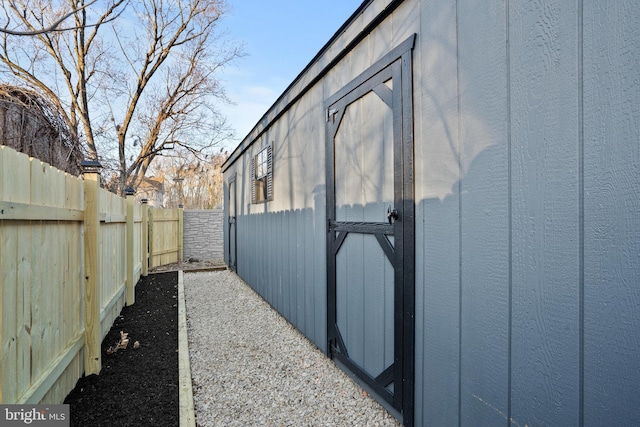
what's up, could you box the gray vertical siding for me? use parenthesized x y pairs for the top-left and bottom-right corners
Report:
(414, 1), (640, 426)
(414, 0), (461, 424)
(458, 0), (510, 425)
(223, 0), (640, 425)
(234, 208), (327, 351)
(510, 0), (581, 424)
(583, 1), (640, 424)
(228, 122), (328, 353)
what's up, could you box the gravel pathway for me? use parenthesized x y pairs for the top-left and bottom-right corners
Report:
(184, 270), (401, 427)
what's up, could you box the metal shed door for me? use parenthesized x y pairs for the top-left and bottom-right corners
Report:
(325, 43), (414, 425)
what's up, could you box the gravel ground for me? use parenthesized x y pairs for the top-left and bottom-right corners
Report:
(184, 270), (401, 427)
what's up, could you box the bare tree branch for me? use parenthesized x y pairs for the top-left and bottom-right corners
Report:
(0, 0), (129, 159)
(0, 0), (126, 36)
(1, 0), (242, 197)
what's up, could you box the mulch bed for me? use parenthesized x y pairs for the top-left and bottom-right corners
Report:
(64, 272), (179, 427)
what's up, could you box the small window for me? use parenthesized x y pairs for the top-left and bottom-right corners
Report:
(251, 144), (273, 203)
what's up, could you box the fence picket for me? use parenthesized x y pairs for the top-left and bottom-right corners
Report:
(0, 146), (180, 403)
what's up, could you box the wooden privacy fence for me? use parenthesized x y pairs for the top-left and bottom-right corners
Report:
(149, 207), (183, 268)
(0, 146), (182, 404)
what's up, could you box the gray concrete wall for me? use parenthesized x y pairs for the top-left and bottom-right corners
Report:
(183, 209), (223, 261)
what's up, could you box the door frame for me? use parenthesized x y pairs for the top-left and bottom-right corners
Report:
(324, 34), (416, 427)
(227, 174), (237, 271)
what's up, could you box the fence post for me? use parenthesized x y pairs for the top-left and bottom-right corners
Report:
(81, 160), (102, 376)
(125, 187), (135, 306)
(141, 199), (149, 276)
(148, 207), (154, 269)
(178, 204), (184, 262)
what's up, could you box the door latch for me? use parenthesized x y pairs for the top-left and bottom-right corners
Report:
(387, 205), (398, 224)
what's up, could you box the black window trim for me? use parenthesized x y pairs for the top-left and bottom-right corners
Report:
(251, 143), (273, 204)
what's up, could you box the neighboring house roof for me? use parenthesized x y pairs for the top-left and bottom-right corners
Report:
(137, 176), (164, 192)
(135, 176), (165, 207)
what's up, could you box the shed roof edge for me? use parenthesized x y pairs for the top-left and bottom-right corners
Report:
(222, 0), (405, 172)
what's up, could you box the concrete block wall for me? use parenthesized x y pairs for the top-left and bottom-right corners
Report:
(183, 209), (224, 261)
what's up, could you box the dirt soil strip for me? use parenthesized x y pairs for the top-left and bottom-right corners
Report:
(178, 271), (196, 427)
(64, 272), (179, 427)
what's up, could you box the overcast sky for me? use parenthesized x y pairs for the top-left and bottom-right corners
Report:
(217, 0), (364, 149)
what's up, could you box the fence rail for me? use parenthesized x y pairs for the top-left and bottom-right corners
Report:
(0, 145), (182, 404)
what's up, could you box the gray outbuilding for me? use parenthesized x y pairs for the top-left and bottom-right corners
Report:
(222, 1), (640, 426)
